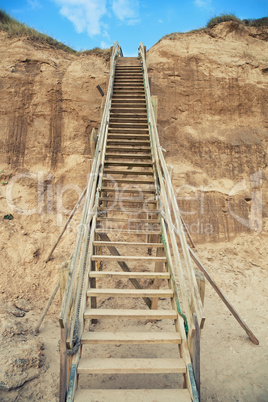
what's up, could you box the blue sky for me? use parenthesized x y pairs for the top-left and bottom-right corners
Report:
(1, 0), (267, 56)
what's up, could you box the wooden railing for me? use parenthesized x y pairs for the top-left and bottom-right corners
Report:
(58, 41), (123, 402)
(139, 42), (205, 401)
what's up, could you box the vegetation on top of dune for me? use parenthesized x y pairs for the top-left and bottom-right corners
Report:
(206, 14), (268, 29)
(0, 9), (76, 53)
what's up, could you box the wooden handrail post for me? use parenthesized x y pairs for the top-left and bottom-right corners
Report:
(193, 314), (201, 399)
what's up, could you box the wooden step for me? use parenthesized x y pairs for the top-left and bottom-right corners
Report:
(112, 95), (145, 99)
(113, 89), (145, 93)
(97, 207), (158, 212)
(87, 289), (173, 298)
(104, 161), (152, 167)
(114, 76), (143, 79)
(114, 75), (142, 79)
(111, 111), (147, 115)
(112, 99), (146, 104)
(102, 178), (155, 184)
(108, 133), (150, 141)
(89, 271), (169, 279)
(111, 108), (147, 114)
(75, 388), (191, 402)
(95, 228), (160, 234)
(93, 241), (163, 247)
(103, 170), (154, 176)
(114, 77), (143, 80)
(110, 115), (147, 119)
(98, 198), (157, 204)
(108, 127), (149, 133)
(84, 308), (177, 319)
(110, 118), (148, 123)
(115, 66), (141, 70)
(77, 358), (186, 374)
(97, 217), (159, 223)
(109, 124), (149, 129)
(80, 331), (180, 344)
(111, 104), (146, 109)
(105, 147), (151, 153)
(115, 69), (141, 72)
(114, 81), (144, 85)
(110, 108), (147, 114)
(106, 140), (150, 146)
(91, 255), (166, 262)
(115, 77), (142, 79)
(105, 153), (151, 158)
(113, 85), (144, 89)
(96, 226), (160, 232)
(100, 187), (155, 193)
(98, 209), (159, 216)
(115, 74), (143, 78)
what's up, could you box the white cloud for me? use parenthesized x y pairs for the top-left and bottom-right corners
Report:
(127, 18), (140, 26)
(54, 0), (107, 36)
(53, 0), (140, 38)
(194, 0), (211, 8)
(27, 0), (42, 9)
(101, 41), (110, 48)
(112, 0), (139, 22)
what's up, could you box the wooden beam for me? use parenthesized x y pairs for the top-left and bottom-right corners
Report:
(189, 248), (259, 345)
(45, 187), (87, 263)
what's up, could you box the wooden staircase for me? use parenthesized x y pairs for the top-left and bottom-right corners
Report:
(60, 46), (203, 402)
(71, 57), (194, 401)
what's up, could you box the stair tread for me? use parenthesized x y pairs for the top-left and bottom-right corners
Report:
(91, 255), (165, 262)
(75, 388), (191, 402)
(103, 170), (154, 175)
(105, 152), (151, 157)
(104, 162), (152, 167)
(78, 358), (186, 374)
(95, 228), (160, 233)
(81, 331), (181, 344)
(87, 289), (173, 297)
(96, 218), (159, 222)
(98, 199), (157, 204)
(100, 187), (155, 192)
(93, 241), (163, 246)
(102, 179), (154, 184)
(89, 271), (170, 279)
(84, 308), (177, 319)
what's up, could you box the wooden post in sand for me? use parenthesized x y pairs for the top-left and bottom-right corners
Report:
(59, 262), (70, 402)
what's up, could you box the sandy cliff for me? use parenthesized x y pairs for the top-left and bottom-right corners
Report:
(147, 21), (268, 243)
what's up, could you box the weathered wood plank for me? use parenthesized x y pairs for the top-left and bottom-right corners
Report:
(89, 271), (170, 279)
(74, 389), (191, 402)
(78, 358), (186, 374)
(81, 332), (181, 344)
(84, 308), (177, 319)
(87, 288), (173, 298)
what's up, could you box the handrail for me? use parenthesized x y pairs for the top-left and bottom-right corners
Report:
(138, 42), (205, 331)
(59, 42), (122, 352)
(139, 42), (203, 401)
